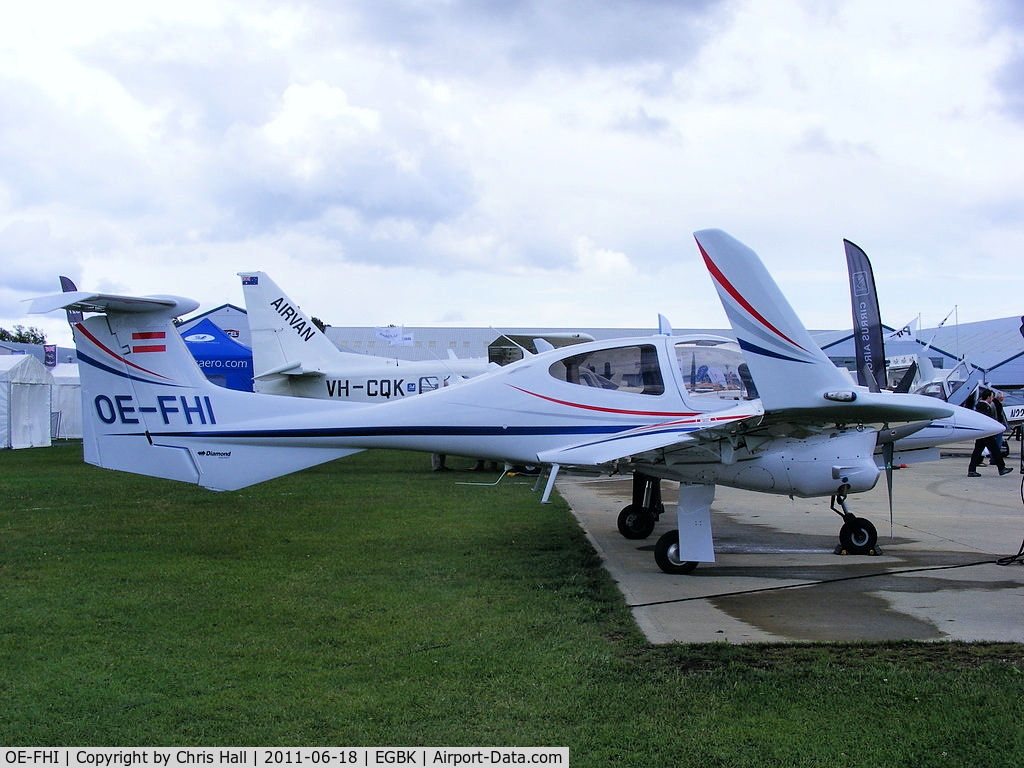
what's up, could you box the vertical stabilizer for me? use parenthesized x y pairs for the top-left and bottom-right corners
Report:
(239, 272), (344, 377)
(28, 291), (361, 489)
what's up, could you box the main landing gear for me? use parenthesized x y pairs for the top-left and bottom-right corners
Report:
(653, 531), (699, 574)
(616, 473), (664, 539)
(616, 476), (712, 575)
(831, 488), (879, 555)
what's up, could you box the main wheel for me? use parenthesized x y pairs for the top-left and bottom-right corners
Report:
(839, 516), (878, 555)
(617, 505), (657, 539)
(654, 530), (699, 574)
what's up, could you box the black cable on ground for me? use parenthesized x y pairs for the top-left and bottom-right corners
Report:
(995, 474), (1024, 566)
(629, 452), (1024, 608)
(627, 558), (1001, 609)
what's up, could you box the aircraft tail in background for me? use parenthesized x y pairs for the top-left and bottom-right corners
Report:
(239, 271), (346, 379)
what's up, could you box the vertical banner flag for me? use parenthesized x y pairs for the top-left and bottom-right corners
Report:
(844, 239), (886, 391)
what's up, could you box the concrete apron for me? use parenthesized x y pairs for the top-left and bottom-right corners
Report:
(555, 443), (1024, 644)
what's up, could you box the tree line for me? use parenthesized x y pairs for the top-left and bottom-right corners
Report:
(0, 325), (47, 344)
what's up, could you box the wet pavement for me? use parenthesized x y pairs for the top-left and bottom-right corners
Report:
(555, 443), (1024, 644)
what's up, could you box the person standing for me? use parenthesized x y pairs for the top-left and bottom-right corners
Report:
(968, 389), (1013, 476)
(992, 390), (1010, 461)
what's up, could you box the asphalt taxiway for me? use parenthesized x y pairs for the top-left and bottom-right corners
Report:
(556, 443), (1024, 644)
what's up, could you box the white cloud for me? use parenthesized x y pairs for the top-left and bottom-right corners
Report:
(572, 236), (636, 278)
(3, 0), (1024, 350)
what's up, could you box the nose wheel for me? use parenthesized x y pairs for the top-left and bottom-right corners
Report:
(831, 490), (880, 555)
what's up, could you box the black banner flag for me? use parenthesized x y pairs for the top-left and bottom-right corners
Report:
(844, 239), (886, 391)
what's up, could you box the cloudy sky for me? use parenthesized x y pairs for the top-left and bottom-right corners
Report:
(3, 0), (1024, 348)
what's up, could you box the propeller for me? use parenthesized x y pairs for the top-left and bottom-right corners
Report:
(861, 364), (881, 394)
(876, 422), (930, 536)
(881, 439), (894, 536)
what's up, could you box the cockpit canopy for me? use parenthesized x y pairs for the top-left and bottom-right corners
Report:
(547, 343), (665, 395)
(546, 336), (756, 410)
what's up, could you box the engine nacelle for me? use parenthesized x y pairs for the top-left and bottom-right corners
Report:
(669, 429), (880, 498)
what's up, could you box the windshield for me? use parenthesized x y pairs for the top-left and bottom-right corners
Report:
(673, 340), (754, 402)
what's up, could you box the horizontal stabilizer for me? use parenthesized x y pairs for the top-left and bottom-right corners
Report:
(29, 291), (199, 318)
(253, 360), (325, 379)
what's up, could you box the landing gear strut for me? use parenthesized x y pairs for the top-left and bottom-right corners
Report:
(616, 473), (664, 539)
(831, 488), (879, 555)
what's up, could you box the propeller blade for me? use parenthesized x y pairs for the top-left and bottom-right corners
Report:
(875, 421), (930, 446)
(861, 364), (880, 393)
(882, 441), (894, 537)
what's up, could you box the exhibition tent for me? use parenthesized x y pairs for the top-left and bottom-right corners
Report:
(50, 362), (82, 439)
(181, 318), (254, 391)
(0, 355), (52, 449)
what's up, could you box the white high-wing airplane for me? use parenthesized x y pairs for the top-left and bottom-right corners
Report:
(29, 229), (1003, 574)
(239, 271), (495, 401)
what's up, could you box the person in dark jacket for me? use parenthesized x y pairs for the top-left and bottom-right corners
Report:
(968, 389), (1012, 476)
(992, 390), (1010, 460)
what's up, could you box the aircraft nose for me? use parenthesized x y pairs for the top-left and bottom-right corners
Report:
(958, 408), (1005, 439)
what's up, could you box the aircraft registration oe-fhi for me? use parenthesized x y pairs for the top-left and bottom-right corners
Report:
(29, 229), (1004, 574)
(238, 270), (496, 402)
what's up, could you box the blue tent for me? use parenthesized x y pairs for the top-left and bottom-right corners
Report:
(181, 318), (254, 391)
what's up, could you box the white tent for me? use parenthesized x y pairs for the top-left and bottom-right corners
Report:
(50, 362), (81, 439)
(0, 355), (53, 449)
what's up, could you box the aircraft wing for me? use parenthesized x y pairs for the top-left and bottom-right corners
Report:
(694, 229), (955, 424)
(535, 391), (952, 469)
(537, 406), (765, 466)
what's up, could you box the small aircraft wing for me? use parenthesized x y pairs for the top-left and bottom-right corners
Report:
(693, 229), (954, 425)
(537, 405), (764, 466)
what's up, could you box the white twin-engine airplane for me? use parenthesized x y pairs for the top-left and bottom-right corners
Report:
(29, 230), (1002, 574)
(239, 271), (495, 402)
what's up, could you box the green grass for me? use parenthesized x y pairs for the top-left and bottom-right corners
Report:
(2, 444), (1024, 764)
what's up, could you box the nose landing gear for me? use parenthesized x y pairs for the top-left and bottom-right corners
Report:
(831, 488), (880, 555)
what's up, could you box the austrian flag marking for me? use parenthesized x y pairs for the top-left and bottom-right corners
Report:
(131, 331), (166, 353)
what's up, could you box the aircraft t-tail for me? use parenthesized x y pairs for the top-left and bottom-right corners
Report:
(239, 271), (495, 402)
(30, 230), (1003, 573)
